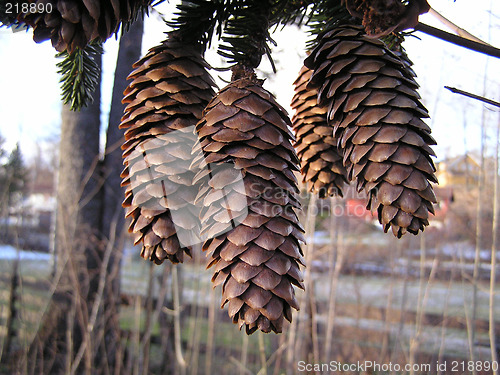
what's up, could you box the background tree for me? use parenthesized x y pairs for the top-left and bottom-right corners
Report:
(25, 18), (145, 375)
(0, 142), (27, 240)
(0, 143), (27, 208)
(2, 0), (500, 373)
(0, 134), (7, 221)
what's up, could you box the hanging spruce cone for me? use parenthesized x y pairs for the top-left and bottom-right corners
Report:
(120, 32), (217, 264)
(305, 25), (438, 237)
(17, 0), (150, 52)
(194, 66), (305, 334)
(291, 65), (348, 198)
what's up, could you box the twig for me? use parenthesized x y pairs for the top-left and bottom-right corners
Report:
(70, 218), (119, 375)
(411, 233), (439, 375)
(286, 196), (316, 372)
(272, 332), (287, 375)
(132, 295), (141, 375)
(428, 8), (489, 45)
(292, 194), (317, 370)
(379, 257), (394, 362)
(140, 263), (155, 375)
(138, 266), (170, 374)
(308, 283), (320, 365)
(240, 332), (249, 375)
(257, 333), (268, 375)
(189, 250), (204, 375)
(391, 240), (408, 364)
(228, 356), (253, 375)
(414, 23), (500, 59)
(205, 284), (215, 375)
(172, 267), (187, 372)
(67, 242), (92, 375)
(324, 199), (345, 361)
(437, 249), (456, 375)
(489, 113), (499, 374)
(257, 340), (287, 375)
(459, 246), (477, 366)
(470, 87), (490, 374)
(444, 86), (500, 108)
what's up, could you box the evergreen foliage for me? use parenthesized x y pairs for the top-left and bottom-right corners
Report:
(166, 0), (229, 51)
(3, 0), (436, 110)
(217, 0), (274, 69)
(0, 142), (27, 210)
(56, 41), (103, 110)
(4, 0), (442, 336)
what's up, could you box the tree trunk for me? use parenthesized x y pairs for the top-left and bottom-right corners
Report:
(26, 48), (103, 374)
(103, 16), (144, 236)
(25, 20), (144, 375)
(99, 17), (145, 374)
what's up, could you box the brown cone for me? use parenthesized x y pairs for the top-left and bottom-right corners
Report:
(120, 33), (217, 264)
(305, 25), (438, 238)
(291, 65), (348, 198)
(17, 0), (150, 52)
(194, 68), (305, 334)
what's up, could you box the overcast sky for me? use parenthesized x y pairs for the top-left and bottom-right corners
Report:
(0, 0), (499, 163)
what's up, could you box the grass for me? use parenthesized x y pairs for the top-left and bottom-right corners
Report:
(1, 248), (499, 373)
(312, 273), (500, 320)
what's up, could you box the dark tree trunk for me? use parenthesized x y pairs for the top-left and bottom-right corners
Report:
(0, 259), (19, 364)
(98, 17), (145, 374)
(26, 50), (103, 375)
(103, 16), (144, 236)
(25, 20), (144, 375)
(26, 48), (103, 374)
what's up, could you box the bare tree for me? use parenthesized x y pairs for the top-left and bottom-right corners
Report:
(24, 20), (144, 375)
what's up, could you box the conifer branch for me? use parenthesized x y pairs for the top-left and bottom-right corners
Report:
(444, 86), (500, 108)
(269, 0), (316, 28)
(56, 41), (103, 111)
(218, 0), (274, 69)
(121, 1), (162, 34)
(306, 0), (354, 50)
(167, 0), (231, 52)
(415, 23), (500, 59)
(428, 7), (489, 45)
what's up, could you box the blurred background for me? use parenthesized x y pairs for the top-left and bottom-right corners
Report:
(0, 0), (499, 374)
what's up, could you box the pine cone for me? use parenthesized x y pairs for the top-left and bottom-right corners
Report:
(120, 33), (217, 264)
(194, 67), (305, 334)
(291, 65), (348, 198)
(17, 0), (150, 52)
(305, 25), (438, 237)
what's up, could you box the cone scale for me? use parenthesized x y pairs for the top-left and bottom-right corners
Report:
(291, 65), (348, 198)
(17, 0), (150, 52)
(120, 33), (217, 264)
(194, 67), (305, 334)
(305, 25), (438, 237)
